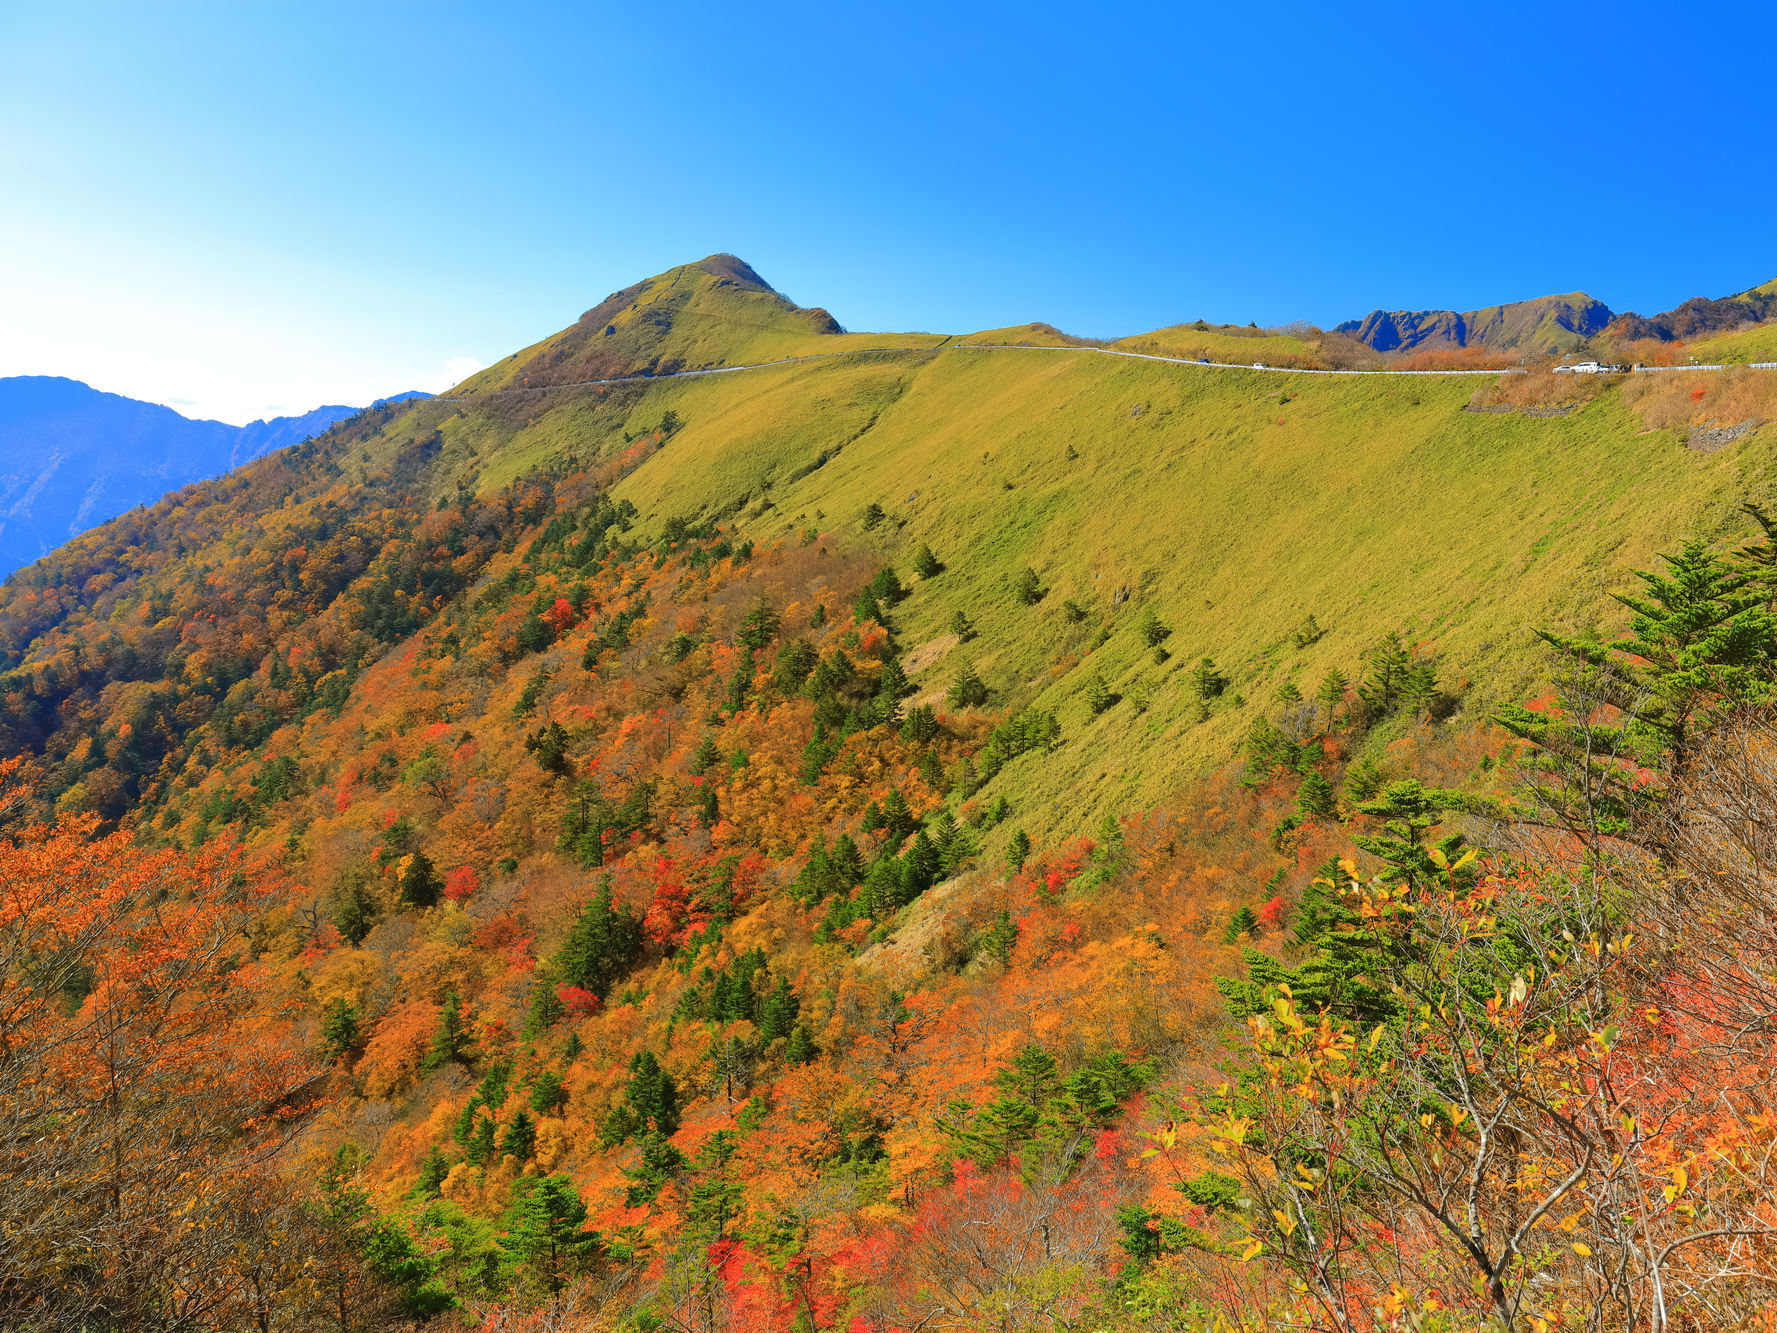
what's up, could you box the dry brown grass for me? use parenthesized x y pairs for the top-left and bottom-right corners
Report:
(1601, 337), (1690, 368)
(1391, 345), (1524, 372)
(1468, 367), (1612, 412)
(1622, 366), (1777, 432)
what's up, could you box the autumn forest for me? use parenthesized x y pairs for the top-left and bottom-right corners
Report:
(9, 255), (1777, 1333)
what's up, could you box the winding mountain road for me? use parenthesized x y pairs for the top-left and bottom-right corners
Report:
(436, 341), (1777, 402)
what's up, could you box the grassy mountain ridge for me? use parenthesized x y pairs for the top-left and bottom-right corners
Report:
(13, 256), (1777, 1331)
(595, 337), (1767, 838)
(3, 258), (1771, 845)
(454, 254), (942, 396)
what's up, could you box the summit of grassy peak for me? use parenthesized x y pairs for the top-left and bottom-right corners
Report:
(694, 252), (775, 291)
(450, 255), (849, 396)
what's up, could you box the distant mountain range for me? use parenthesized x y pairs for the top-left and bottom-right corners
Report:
(1337, 294), (1613, 355)
(0, 377), (427, 578)
(1338, 277), (1777, 355)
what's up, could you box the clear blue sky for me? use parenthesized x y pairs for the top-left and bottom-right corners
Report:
(3, 1), (1774, 422)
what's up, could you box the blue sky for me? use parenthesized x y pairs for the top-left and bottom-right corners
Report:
(3, 1), (1774, 423)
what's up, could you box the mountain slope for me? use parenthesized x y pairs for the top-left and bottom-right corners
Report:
(3, 259), (1765, 846)
(454, 253), (943, 397)
(1609, 279), (1777, 343)
(0, 377), (431, 579)
(1337, 291), (1613, 355)
(7, 256), (1777, 1331)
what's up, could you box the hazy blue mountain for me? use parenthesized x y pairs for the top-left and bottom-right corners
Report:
(0, 377), (427, 578)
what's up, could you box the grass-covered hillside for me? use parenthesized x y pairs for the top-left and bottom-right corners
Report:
(413, 259), (1775, 842)
(14, 255), (1777, 1333)
(9, 254), (1773, 849)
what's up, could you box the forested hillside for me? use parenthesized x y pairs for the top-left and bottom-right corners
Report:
(8, 255), (1777, 1331)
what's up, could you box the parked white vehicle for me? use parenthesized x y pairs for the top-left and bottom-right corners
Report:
(1553, 361), (1612, 374)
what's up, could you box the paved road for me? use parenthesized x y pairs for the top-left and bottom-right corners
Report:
(435, 341), (1777, 401)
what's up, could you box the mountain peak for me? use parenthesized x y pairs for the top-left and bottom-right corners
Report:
(1337, 292), (1612, 355)
(696, 253), (774, 291)
(458, 256), (842, 395)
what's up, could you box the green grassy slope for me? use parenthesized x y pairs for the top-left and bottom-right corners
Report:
(453, 255), (945, 395)
(446, 329), (1768, 844)
(1113, 324), (1320, 365)
(1687, 322), (1777, 364)
(183, 256), (1777, 848)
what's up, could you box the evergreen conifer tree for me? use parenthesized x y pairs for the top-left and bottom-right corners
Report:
(1191, 657), (1226, 700)
(1217, 861), (1400, 1025)
(863, 857), (902, 917)
(465, 1113), (496, 1165)
(555, 876), (644, 998)
(331, 878), (379, 945)
(1359, 631), (1412, 717)
(726, 650), (753, 714)
(524, 721), (572, 777)
(853, 587), (884, 625)
(502, 1174), (598, 1299)
(1086, 673), (1116, 715)
(688, 734), (720, 775)
(501, 1110), (537, 1162)
(880, 655), (913, 697)
(1224, 905), (1258, 943)
(879, 786), (916, 842)
(1316, 667), (1349, 729)
(475, 1059), (512, 1110)
(1006, 829), (1031, 873)
(900, 704), (940, 743)
(320, 998), (360, 1062)
(624, 1051), (679, 1136)
(1139, 607), (1171, 648)
(529, 1070), (567, 1115)
(760, 978), (799, 1043)
(869, 567), (907, 605)
(901, 830), (941, 898)
(451, 1100), (479, 1145)
(785, 1023), (817, 1065)
(1297, 770), (1337, 819)
(424, 990), (475, 1070)
(522, 977), (565, 1040)
(415, 1145), (450, 1198)
(981, 907), (1018, 967)
(771, 639), (818, 693)
(737, 596), (780, 651)
(1351, 779), (1471, 892)
(400, 851), (442, 909)
(948, 664), (989, 709)
(830, 836), (866, 889)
